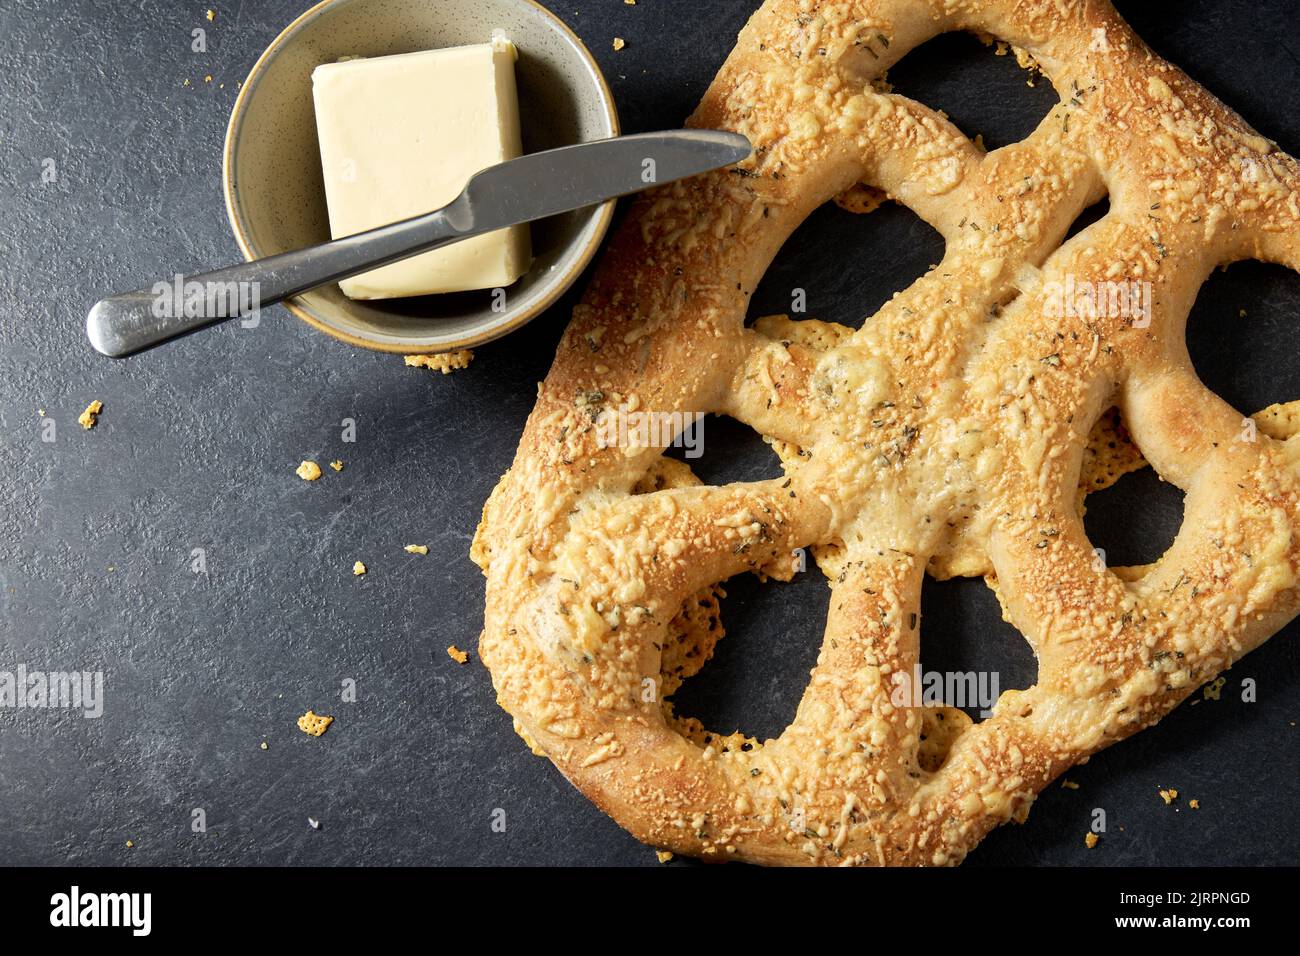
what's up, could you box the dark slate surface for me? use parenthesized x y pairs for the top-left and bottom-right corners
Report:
(0, 0), (1296, 867)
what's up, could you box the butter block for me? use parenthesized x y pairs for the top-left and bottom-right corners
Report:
(312, 42), (531, 299)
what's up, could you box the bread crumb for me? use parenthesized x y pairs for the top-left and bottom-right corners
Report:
(352, 561), (367, 576)
(1159, 788), (1178, 805)
(78, 400), (103, 430)
(1203, 677), (1225, 701)
(183, 78), (191, 87)
(203, 74), (213, 84)
(613, 37), (626, 51)
(404, 350), (473, 374)
(1061, 779), (1079, 790)
(308, 818), (320, 830)
(1084, 833), (1098, 849)
(206, 8), (215, 20)
(296, 460), (322, 481)
(297, 710), (334, 737)
(447, 645), (469, 664)
(125, 839), (135, 849)
(329, 460), (344, 472)
(1189, 798), (1200, 809)
(260, 741), (268, 750)
(655, 850), (673, 862)
(405, 544), (429, 555)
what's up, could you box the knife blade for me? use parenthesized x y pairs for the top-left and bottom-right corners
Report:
(85, 129), (752, 358)
(455, 129), (751, 234)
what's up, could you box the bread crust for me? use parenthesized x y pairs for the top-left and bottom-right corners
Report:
(472, 0), (1300, 865)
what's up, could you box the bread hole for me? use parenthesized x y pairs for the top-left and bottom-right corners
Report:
(1186, 260), (1300, 416)
(886, 31), (1059, 151)
(745, 197), (944, 331)
(664, 569), (828, 746)
(1073, 402), (1184, 573)
(917, 707), (972, 773)
(1062, 196), (1110, 243)
(1082, 464), (1185, 571)
(661, 412), (785, 487)
(916, 575), (1037, 725)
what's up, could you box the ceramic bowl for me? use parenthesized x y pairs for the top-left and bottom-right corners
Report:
(223, 0), (619, 353)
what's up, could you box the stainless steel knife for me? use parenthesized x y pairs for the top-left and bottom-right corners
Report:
(85, 129), (752, 358)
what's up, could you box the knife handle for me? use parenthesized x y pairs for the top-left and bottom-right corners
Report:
(85, 199), (470, 358)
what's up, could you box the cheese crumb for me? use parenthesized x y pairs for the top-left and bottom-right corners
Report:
(613, 37), (626, 51)
(329, 460), (344, 472)
(260, 741), (268, 750)
(1159, 788), (1178, 805)
(125, 839), (135, 849)
(656, 850), (673, 863)
(405, 544), (429, 555)
(404, 350), (474, 374)
(1084, 833), (1099, 849)
(296, 460), (322, 481)
(298, 710), (334, 736)
(352, 561), (367, 576)
(1189, 799), (1200, 809)
(206, 9), (216, 21)
(78, 400), (103, 430)
(447, 645), (469, 664)
(204, 74), (213, 84)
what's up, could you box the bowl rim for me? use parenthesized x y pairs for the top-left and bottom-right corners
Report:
(221, 0), (620, 355)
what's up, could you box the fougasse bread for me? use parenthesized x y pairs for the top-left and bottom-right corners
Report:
(472, 0), (1300, 865)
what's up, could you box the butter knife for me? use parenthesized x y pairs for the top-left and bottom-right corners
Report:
(86, 129), (752, 358)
